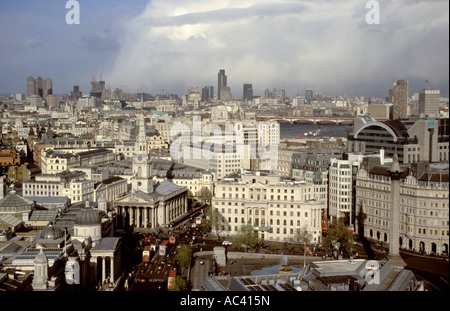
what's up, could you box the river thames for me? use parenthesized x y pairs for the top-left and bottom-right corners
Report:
(280, 122), (349, 139)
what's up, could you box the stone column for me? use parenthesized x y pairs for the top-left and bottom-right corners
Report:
(102, 256), (106, 284)
(163, 203), (167, 226)
(388, 175), (401, 256)
(129, 207), (133, 227)
(121, 206), (126, 228)
(150, 207), (153, 228)
(136, 206), (142, 228)
(110, 256), (114, 283)
(387, 151), (404, 259)
(144, 207), (148, 228)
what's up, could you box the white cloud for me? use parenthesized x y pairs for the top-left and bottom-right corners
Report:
(106, 0), (449, 97)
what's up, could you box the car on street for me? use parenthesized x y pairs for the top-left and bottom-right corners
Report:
(222, 241), (232, 246)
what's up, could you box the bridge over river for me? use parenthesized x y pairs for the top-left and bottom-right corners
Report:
(256, 115), (354, 125)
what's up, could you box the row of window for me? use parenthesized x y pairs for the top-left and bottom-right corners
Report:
(24, 184), (59, 189)
(219, 207), (310, 218)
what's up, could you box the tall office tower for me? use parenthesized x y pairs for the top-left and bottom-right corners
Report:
(243, 83), (253, 101)
(26, 76), (52, 98)
(305, 88), (314, 103)
(418, 82), (440, 118)
(207, 86), (214, 99)
(46, 95), (60, 110)
(36, 76), (44, 98)
(70, 85), (82, 100)
(44, 78), (53, 97)
(388, 88), (393, 103)
(27, 76), (36, 97)
(201, 86), (210, 102)
(90, 80), (106, 99)
(392, 80), (408, 120)
(278, 89), (286, 102)
(218, 69), (227, 100)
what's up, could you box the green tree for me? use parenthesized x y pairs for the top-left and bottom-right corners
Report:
(287, 227), (312, 254)
(231, 225), (261, 252)
(197, 187), (212, 204)
(321, 218), (354, 257)
(169, 276), (187, 291)
(268, 241), (281, 253)
(204, 207), (228, 240)
(175, 244), (192, 269)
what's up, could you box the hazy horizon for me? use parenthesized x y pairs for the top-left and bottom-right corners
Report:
(1, 0), (448, 98)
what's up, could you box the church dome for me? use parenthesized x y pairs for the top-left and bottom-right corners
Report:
(75, 202), (101, 226)
(39, 224), (65, 240)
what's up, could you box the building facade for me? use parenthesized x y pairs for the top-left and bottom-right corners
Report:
(348, 117), (449, 164)
(418, 88), (440, 118)
(355, 162), (449, 256)
(212, 171), (325, 243)
(392, 80), (408, 120)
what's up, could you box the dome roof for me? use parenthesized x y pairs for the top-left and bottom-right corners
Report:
(39, 224), (65, 240)
(75, 207), (101, 226)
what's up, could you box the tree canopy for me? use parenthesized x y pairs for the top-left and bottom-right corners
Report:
(231, 225), (261, 251)
(285, 227), (312, 253)
(169, 276), (187, 291)
(321, 218), (354, 257)
(175, 244), (192, 268)
(204, 207), (228, 238)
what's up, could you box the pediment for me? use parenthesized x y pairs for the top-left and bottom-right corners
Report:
(114, 192), (154, 204)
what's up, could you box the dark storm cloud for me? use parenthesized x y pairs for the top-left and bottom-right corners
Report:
(106, 0), (449, 97)
(0, 38), (43, 49)
(80, 28), (120, 52)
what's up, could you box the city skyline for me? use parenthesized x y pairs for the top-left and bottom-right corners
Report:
(0, 0), (449, 98)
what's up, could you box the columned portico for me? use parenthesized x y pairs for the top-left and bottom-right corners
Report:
(90, 237), (122, 287)
(114, 186), (188, 230)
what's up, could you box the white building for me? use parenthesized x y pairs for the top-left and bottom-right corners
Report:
(328, 158), (355, 224)
(212, 170), (325, 243)
(23, 171), (95, 204)
(329, 151), (393, 224)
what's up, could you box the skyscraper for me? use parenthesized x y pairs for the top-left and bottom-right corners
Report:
(90, 80), (106, 99)
(392, 80), (408, 120)
(243, 83), (253, 101)
(27, 76), (36, 97)
(201, 86), (210, 102)
(26, 76), (52, 98)
(44, 78), (53, 97)
(418, 82), (440, 118)
(305, 88), (314, 103)
(218, 69), (227, 100)
(36, 77), (44, 98)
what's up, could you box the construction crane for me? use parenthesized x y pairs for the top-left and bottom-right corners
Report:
(92, 69), (97, 82)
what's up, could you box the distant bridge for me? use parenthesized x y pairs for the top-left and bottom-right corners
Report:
(256, 116), (354, 125)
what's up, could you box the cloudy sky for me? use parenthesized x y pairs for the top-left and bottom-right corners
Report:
(0, 0), (448, 98)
